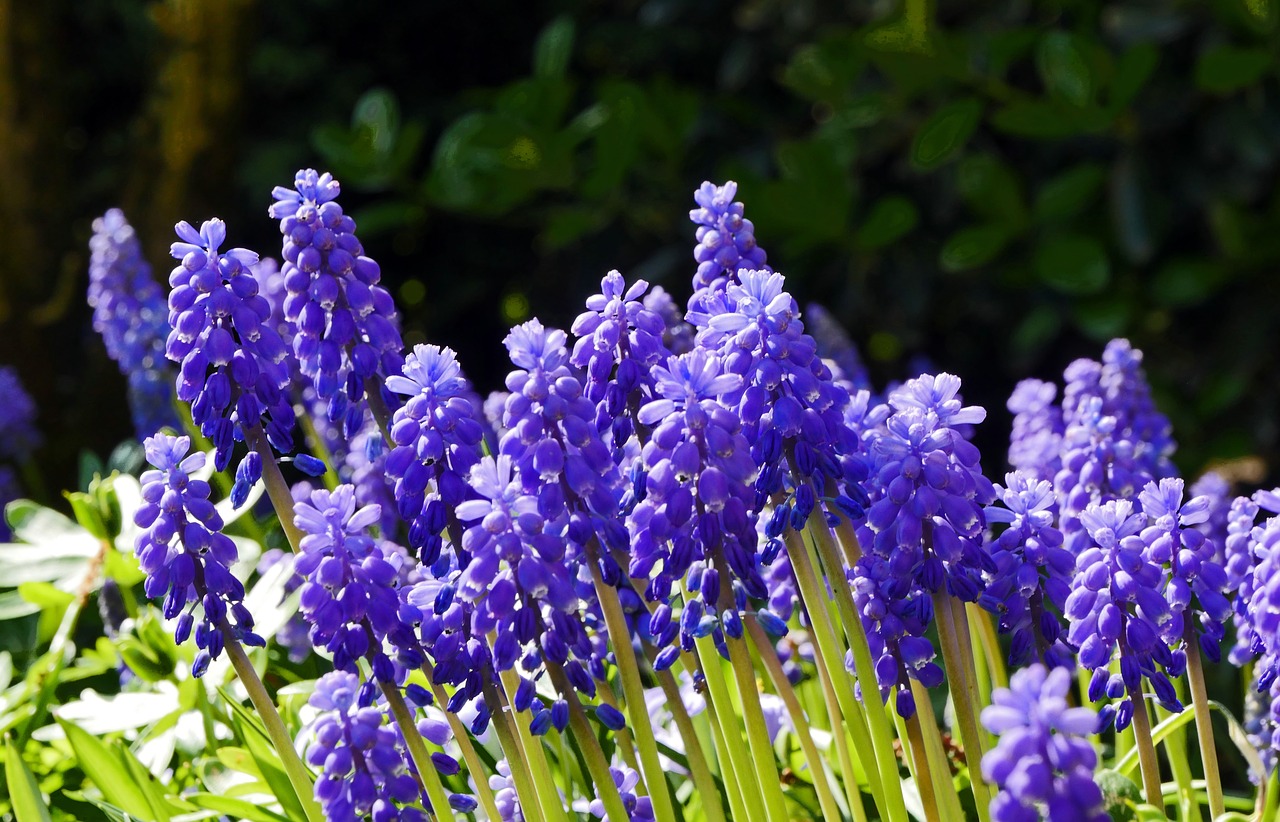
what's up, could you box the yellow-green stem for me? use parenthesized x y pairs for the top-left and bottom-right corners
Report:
(724, 631), (791, 821)
(911, 679), (966, 822)
(545, 660), (631, 822)
(223, 628), (323, 822)
(481, 676), (546, 822)
(799, 520), (906, 820)
(782, 525), (888, 815)
(296, 412), (342, 492)
(245, 423), (304, 553)
(418, 663), (500, 821)
(382, 682), (455, 821)
(496, 665), (569, 822)
(808, 611), (869, 822)
(968, 604), (1007, 690)
(903, 710), (940, 822)
(931, 590), (993, 822)
(1131, 691), (1165, 811)
(652, 666), (727, 822)
(1154, 698), (1195, 822)
(586, 554), (677, 821)
(1186, 636), (1226, 820)
(745, 618), (844, 822)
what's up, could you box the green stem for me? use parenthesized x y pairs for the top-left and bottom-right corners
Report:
(223, 628), (323, 822)
(813, 513), (913, 822)
(382, 682), (455, 822)
(245, 423), (304, 553)
(910, 679), (966, 822)
(931, 590), (992, 822)
(586, 551), (677, 821)
(786, 520), (892, 819)
(652, 666), (727, 822)
(1154, 697), (1196, 822)
(1186, 635), (1225, 820)
(1260, 769), (1278, 821)
(723, 630), (791, 821)
(808, 612), (869, 822)
(745, 618), (844, 822)
(691, 633), (766, 822)
(902, 710), (940, 822)
(702, 688), (753, 822)
(1131, 689), (1165, 811)
(495, 664), (569, 822)
(545, 660), (631, 822)
(420, 663), (500, 821)
(481, 676), (546, 822)
(968, 604), (1007, 690)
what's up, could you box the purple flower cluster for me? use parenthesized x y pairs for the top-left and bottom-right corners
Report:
(165, 219), (295, 472)
(293, 485), (423, 678)
(981, 471), (1074, 669)
(133, 434), (258, 676)
(981, 664), (1106, 822)
(385, 344), (486, 563)
(0, 366), (41, 462)
(269, 169), (404, 436)
(305, 671), (427, 822)
(88, 209), (178, 437)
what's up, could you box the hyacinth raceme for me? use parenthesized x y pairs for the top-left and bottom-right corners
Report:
(981, 471), (1075, 669)
(982, 665), (1107, 822)
(1227, 494), (1263, 665)
(1138, 478), (1231, 661)
(689, 180), (767, 292)
(694, 270), (865, 526)
(584, 763), (655, 821)
(385, 343), (486, 564)
(133, 434), (258, 676)
(1065, 498), (1180, 729)
(165, 219), (295, 472)
(569, 271), (669, 441)
(305, 671), (428, 822)
(270, 169), (404, 437)
(1006, 379), (1062, 483)
(850, 552), (942, 718)
(861, 373), (995, 602)
(643, 285), (695, 356)
(0, 366), (41, 462)
(629, 347), (764, 659)
(87, 209), (179, 437)
(1053, 340), (1175, 556)
(293, 484), (423, 677)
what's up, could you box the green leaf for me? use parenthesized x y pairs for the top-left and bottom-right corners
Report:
(910, 98), (982, 170)
(5, 739), (53, 822)
(1034, 235), (1110, 294)
(56, 718), (170, 821)
(1034, 163), (1105, 222)
(1095, 768), (1142, 822)
(957, 154), (1025, 223)
(64, 492), (108, 541)
(221, 688), (312, 822)
(1194, 46), (1271, 94)
(1037, 32), (1092, 106)
(854, 196), (918, 249)
(990, 100), (1110, 138)
(185, 793), (292, 822)
(1150, 259), (1225, 307)
(940, 225), (1010, 271)
(533, 16), (575, 79)
(1109, 45), (1159, 110)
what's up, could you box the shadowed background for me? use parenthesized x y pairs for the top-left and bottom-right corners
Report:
(2, 0), (1279, 497)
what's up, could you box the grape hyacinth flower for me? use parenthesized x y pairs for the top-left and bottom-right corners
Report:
(981, 664), (1107, 822)
(385, 344), (486, 563)
(165, 219), (295, 472)
(582, 763), (655, 821)
(132, 434), (258, 676)
(305, 671), (427, 822)
(981, 471), (1075, 669)
(87, 209), (179, 437)
(0, 366), (41, 462)
(1227, 494), (1263, 665)
(1006, 379), (1062, 483)
(269, 169), (404, 436)
(689, 180), (767, 292)
(293, 485), (423, 676)
(1065, 498), (1180, 729)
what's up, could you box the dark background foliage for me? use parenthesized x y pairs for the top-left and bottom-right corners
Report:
(2, 0), (1279, 498)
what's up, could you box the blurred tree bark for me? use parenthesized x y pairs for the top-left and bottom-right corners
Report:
(0, 0), (252, 499)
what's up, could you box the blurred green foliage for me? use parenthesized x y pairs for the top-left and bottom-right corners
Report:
(3, 0), (1280, 491)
